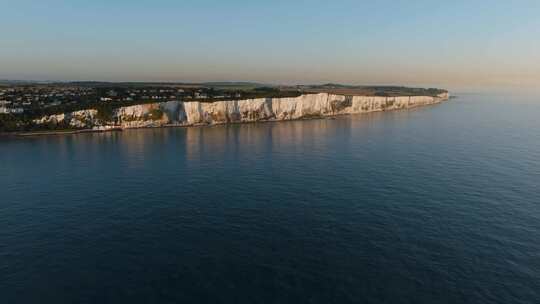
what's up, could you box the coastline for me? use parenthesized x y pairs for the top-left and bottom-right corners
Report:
(6, 92), (450, 137)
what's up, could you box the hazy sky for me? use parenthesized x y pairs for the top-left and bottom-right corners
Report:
(2, 0), (539, 89)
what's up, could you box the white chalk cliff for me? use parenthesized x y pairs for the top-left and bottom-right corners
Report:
(34, 92), (450, 129)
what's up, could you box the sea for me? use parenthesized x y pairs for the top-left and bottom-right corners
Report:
(1, 92), (539, 303)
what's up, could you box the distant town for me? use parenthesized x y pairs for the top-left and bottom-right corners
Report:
(0, 82), (268, 115)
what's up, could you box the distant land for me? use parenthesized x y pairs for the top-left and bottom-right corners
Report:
(0, 81), (448, 134)
(0, 80), (446, 96)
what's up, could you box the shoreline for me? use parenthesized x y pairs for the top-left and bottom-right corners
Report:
(9, 127), (123, 137)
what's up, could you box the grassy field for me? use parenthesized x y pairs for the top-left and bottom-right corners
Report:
(297, 84), (447, 97)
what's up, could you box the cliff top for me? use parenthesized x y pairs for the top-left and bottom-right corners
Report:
(295, 84), (447, 97)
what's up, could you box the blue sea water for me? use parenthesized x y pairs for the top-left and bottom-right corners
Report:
(1, 93), (539, 303)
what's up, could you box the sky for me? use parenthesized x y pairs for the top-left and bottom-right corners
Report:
(1, 0), (539, 90)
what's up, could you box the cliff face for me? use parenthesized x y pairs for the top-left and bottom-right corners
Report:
(33, 109), (98, 128)
(34, 92), (449, 129)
